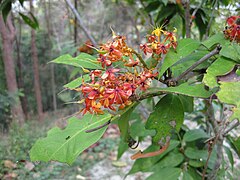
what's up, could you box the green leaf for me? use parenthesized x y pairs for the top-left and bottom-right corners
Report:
(127, 140), (180, 175)
(149, 82), (213, 98)
(183, 172), (194, 180)
(188, 167), (202, 180)
(146, 167), (181, 180)
(216, 82), (240, 121)
(227, 136), (240, 156)
(130, 120), (155, 138)
(203, 56), (236, 88)
(159, 39), (201, 78)
(146, 94), (184, 144)
(183, 129), (209, 142)
(159, 49), (179, 78)
(185, 147), (217, 169)
(178, 95), (193, 113)
(30, 113), (111, 165)
(189, 160), (204, 167)
(63, 75), (90, 89)
(177, 38), (201, 57)
(117, 137), (129, 160)
(19, 0), (25, 6)
(224, 146), (234, 170)
(185, 147), (207, 159)
(0, 0), (12, 22)
(19, 12), (39, 29)
(156, 4), (176, 24)
(118, 102), (139, 142)
(220, 43), (240, 63)
(202, 33), (228, 49)
(195, 9), (208, 40)
(145, 57), (158, 69)
(51, 53), (101, 70)
(151, 151), (184, 171)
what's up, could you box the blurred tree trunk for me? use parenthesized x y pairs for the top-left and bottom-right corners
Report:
(74, 0), (78, 57)
(16, 18), (29, 119)
(30, 0), (43, 121)
(44, 0), (57, 112)
(0, 15), (25, 125)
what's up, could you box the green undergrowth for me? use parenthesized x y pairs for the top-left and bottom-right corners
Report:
(0, 110), (119, 180)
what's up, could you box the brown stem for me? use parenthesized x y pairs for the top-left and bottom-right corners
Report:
(223, 119), (240, 136)
(65, 0), (97, 47)
(85, 120), (111, 133)
(131, 141), (170, 160)
(169, 45), (221, 84)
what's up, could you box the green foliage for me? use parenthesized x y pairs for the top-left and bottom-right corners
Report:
(216, 82), (240, 121)
(147, 167), (182, 180)
(146, 94), (184, 144)
(0, 0), (39, 29)
(63, 75), (90, 89)
(25, 1), (240, 179)
(203, 56), (236, 89)
(159, 38), (201, 77)
(127, 140), (180, 175)
(150, 82), (213, 98)
(19, 12), (39, 29)
(30, 113), (111, 164)
(183, 129), (209, 142)
(51, 53), (102, 70)
(117, 102), (139, 142)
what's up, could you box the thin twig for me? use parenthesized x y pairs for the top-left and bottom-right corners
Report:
(169, 45), (221, 84)
(65, 0), (97, 47)
(223, 119), (240, 136)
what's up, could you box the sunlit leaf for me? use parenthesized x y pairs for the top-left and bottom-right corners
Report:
(30, 113), (111, 165)
(159, 38), (201, 77)
(146, 94), (184, 144)
(220, 43), (240, 63)
(216, 82), (240, 121)
(202, 33), (228, 49)
(63, 75), (90, 89)
(51, 53), (101, 69)
(203, 56), (236, 88)
(148, 82), (213, 98)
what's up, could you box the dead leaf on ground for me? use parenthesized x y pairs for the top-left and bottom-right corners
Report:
(4, 160), (16, 169)
(24, 161), (35, 171)
(3, 172), (18, 179)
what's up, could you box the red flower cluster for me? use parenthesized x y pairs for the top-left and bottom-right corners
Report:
(224, 16), (240, 43)
(76, 35), (158, 115)
(140, 27), (177, 58)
